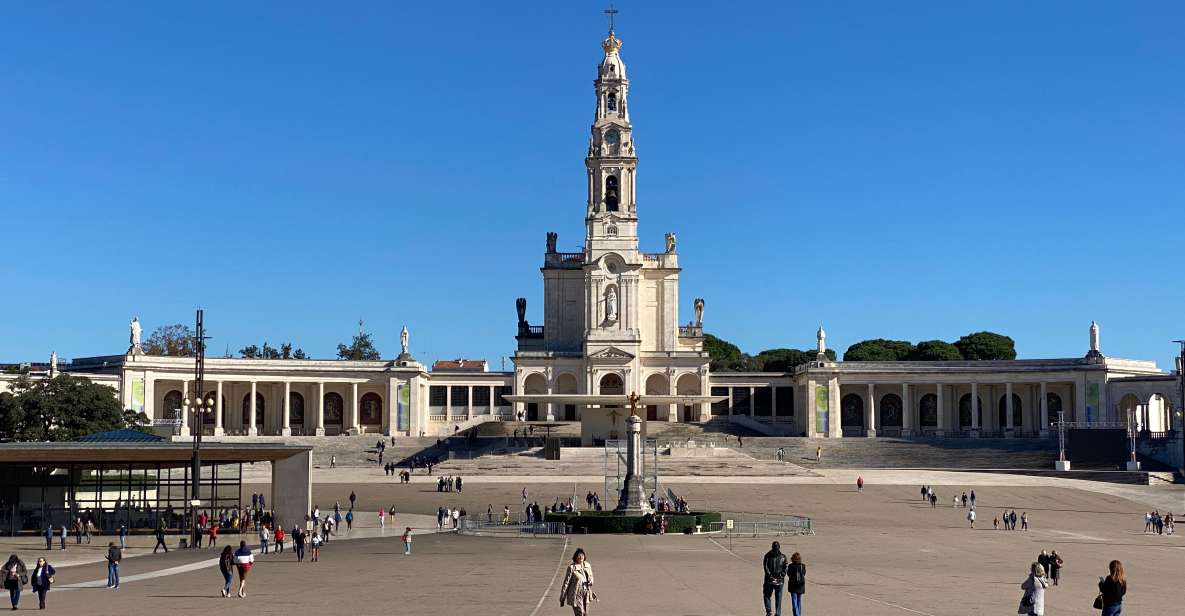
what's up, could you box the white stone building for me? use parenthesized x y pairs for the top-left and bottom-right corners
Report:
(2, 27), (1180, 447)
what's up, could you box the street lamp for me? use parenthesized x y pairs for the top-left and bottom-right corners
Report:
(184, 308), (210, 548)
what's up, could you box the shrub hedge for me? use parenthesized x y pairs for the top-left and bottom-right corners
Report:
(544, 510), (721, 534)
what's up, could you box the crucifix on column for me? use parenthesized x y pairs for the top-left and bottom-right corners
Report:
(604, 4), (619, 32)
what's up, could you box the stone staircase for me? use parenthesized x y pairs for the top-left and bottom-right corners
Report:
(433, 444), (814, 477)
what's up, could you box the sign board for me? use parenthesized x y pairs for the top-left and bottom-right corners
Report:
(189, 499), (202, 506)
(725, 519), (734, 530)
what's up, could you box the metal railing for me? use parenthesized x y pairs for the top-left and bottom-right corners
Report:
(458, 518), (568, 537)
(707, 511), (814, 536)
(678, 324), (703, 337)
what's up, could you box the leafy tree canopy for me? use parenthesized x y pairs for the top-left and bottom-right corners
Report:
(954, 331), (1017, 360)
(703, 334), (747, 371)
(336, 332), (381, 361)
(843, 339), (915, 362)
(704, 335), (833, 372)
(239, 342), (307, 360)
(0, 374), (148, 442)
(909, 340), (963, 361)
(143, 324), (196, 356)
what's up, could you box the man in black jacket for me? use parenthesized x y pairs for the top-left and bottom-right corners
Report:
(762, 541), (788, 616)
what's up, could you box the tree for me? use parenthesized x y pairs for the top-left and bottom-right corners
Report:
(239, 341), (306, 359)
(0, 374), (148, 442)
(843, 339), (915, 362)
(909, 340), (963, 361)
(143, 324), (197, 356)
(954, 331), (1016, 360)
(703, 334), (750, 371)
(750, 348), (833, 371)
(337, 332), (381, 361)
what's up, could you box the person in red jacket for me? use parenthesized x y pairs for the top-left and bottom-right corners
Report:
(274, 527), (285, 553)
(209, 524), (218, 548)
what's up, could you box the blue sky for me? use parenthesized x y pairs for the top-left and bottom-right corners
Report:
(2, 1), (1182, 370)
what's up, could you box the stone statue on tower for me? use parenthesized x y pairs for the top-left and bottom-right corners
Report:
(129, 317), (142, 355)
(816, 325), (827, 360)
(400, 325), (409, 356)
(693, 298), (704, 326)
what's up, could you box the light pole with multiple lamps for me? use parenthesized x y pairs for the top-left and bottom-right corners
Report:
(1175, 340), (1185, 475)
(180, 309), (211, 548)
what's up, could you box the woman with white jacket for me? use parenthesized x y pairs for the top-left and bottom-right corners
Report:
(559, 548), (595, 615)
(1018, 562), (1050, 615)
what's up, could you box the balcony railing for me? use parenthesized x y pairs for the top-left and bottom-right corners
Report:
(545, 252), (585, 268)
(679, 324), (703, 337)
(517, 324), (544, 338)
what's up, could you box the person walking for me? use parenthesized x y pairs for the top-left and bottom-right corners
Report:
(1047, 551), (1063, 586)
(559, 548), (595, 616)
(118, 524), (128, 550)
(209, 523), (218, 548)
(293, 526), (305, 563)
(856, 476), (864, 493)
(2, 554), (28, 610)
(1021, 512), (1029, 531)
(786, 552), (805, 616)
(310, 532), (321, 563)
(967, 509), (976, 528)
(349, 491), (356, 510)
(1097, 560), (1126, 616)
(258, 525), (270, 555)
(58, 526), (67, 551)
(274, 526), (285, 553)
(761, 541), (788, 616)
(378, 508), (386, 529)
(29, 557), (54, 610)
(218, 546), (234, 597)
(345, 509), (354, 531)
(233, 541), (254, 598)
(401, 527), (413, 555)
(1017, 562), (1049, 615)
(43, 527), (52, 551)
(969, 489), (976, 509)
(105, 541), (122, 589)
(330, 455), (336, 469)
(153, 525), (168, 553)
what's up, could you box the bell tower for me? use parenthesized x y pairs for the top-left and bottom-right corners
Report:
(585, 20), (639, 255)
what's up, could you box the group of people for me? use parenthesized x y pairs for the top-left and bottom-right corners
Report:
(435, 475), (463, 492)
(436, 506), (464, 529)
(384, 463), (411, 481)
(761, 541), (806, 616)
(3, 554), (54, 610)
(1142, 510), (1174, 535)
(583, 491), (603, 511)
(994, 510), (1027, 531)
(1015, 557), (1125, 616)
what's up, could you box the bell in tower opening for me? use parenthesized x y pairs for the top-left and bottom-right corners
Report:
(605, 175), (619, 211)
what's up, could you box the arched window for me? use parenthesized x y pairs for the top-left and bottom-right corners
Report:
(1046, 393), (1063, 427)
(879, 394), (903, 427)
(605, 175), (619, 211)
(241, 393), (265, 427)
(998, 394), (1023, 428)
(959, 394), (983, 429)
(360, 392), (382, 426)
(289, 392), (305, 428)
(841, 394), (864, 427)
(606, 93), (616, 111)
(324, 392), (344, 427)
(599, 373), (624, 395)
(919, 394), (938, 427)
(163, 390), (183, 420)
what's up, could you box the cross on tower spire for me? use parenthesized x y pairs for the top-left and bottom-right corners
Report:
(604, 4), (618, 33)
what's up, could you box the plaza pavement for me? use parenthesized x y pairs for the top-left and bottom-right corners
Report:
(21, 476), (1184, 615)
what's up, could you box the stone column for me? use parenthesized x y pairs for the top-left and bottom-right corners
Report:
(970, 382), (980, 437)
(179, 379), (191, 437)
(614, 414), (651, 514)
(213, 381), (224, 436)
(316, 382), (326, 436)
(805, 379), (817, 438)
(828, 377), (842, 438)
(935, 383), (945, 436)
(1039, 382), (1050, 437)
(866, 383), (877, 437)
(901, 383), (912, 437)
(248, 381), (258, 436)
(1005, 382), (1015, 436)
(282, 381), (292, 436)
(350, 382), (360, 434)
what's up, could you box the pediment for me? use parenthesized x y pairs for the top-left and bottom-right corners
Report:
(589, 346), (635, 361)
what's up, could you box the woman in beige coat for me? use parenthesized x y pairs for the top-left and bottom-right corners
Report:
(559, 548), (595, 615)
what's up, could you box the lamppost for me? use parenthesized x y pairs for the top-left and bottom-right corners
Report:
(181, 309), (210, 548)
(1174, 340), (1185, 475)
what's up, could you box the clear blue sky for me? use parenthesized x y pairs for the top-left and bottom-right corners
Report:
(2, 1), (1183, 370)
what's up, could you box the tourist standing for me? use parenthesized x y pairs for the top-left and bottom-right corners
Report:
(815, 445), (821, 462)
(1048, 551), (1063, 586)
(2, 554), (28, 610)
(1018, 562), (1049, 615)
(349, 491), (356, 510)
(310, 531), (321, 562)
(761, 541), (787, 616)
(209, 523), (218, 548)
(969, 489), (976, 509)
(29, 557), (54, 610)
(105, 541), (122, 588)
(856, 476), (863, 493)
(402, 527), (413, 555)
(274, 526), (285, 553)
(233, 541), (254, 597)
(378, 508), (386, 529)
(1097, 560), (1126, 616)
(559, 548), (595, 615)
(786, 552), (806, 616)
(967, 509), (976, 528)
(118, 524), (128, 550)
(345, 509), (354, 531)
(293, 526), (305, 562)
(59, 525), (67, 551)
(218, 546), (234, 597)
(1021, 512), (1029, 531)
(259, 525), (270, 554)
(44, 526), (52, 551)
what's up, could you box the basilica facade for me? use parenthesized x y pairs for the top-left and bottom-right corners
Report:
(2, 28), (1180, 447)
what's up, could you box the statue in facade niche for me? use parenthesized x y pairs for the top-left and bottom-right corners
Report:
(693, 297), (704, 326)
(129, 317), (142, 353)
(665, 232), (676, 253)
(606, 288), (619, 322)
(546, 231), (557, 253)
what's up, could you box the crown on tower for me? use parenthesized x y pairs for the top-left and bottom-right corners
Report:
(602, 31), (622, 54)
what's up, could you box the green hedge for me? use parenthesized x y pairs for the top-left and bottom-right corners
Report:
(545, 511), (721, 534)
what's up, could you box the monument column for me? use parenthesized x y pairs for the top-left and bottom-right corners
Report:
(935, 383), (945, 436)
(282, 381), (292, 436)
(866, 383), (877, 437)
(248, 381), (258, 436)
(213, 381), (224, 436)
(970, 382), (980, 437)
(180, 379), (191, 437)
(350, 382), (360, 434)
(901, 383), (912, 437)
(1005, 382), (1015, 436)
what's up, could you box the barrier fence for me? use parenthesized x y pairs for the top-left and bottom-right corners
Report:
(457, 518), (568, 537)
(707, 511), (814, 537)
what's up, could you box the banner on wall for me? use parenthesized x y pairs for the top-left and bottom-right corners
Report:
(397, 383), (411, 432)
(1086, 382), (1099, 424)
(815, 384), (829, 435)
(131, 378), (145, 415)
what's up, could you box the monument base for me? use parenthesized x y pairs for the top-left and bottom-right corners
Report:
(1125, 460), (1142, 471)
(614, 474), (652, 515)
(1054, 460), (1071, 471)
